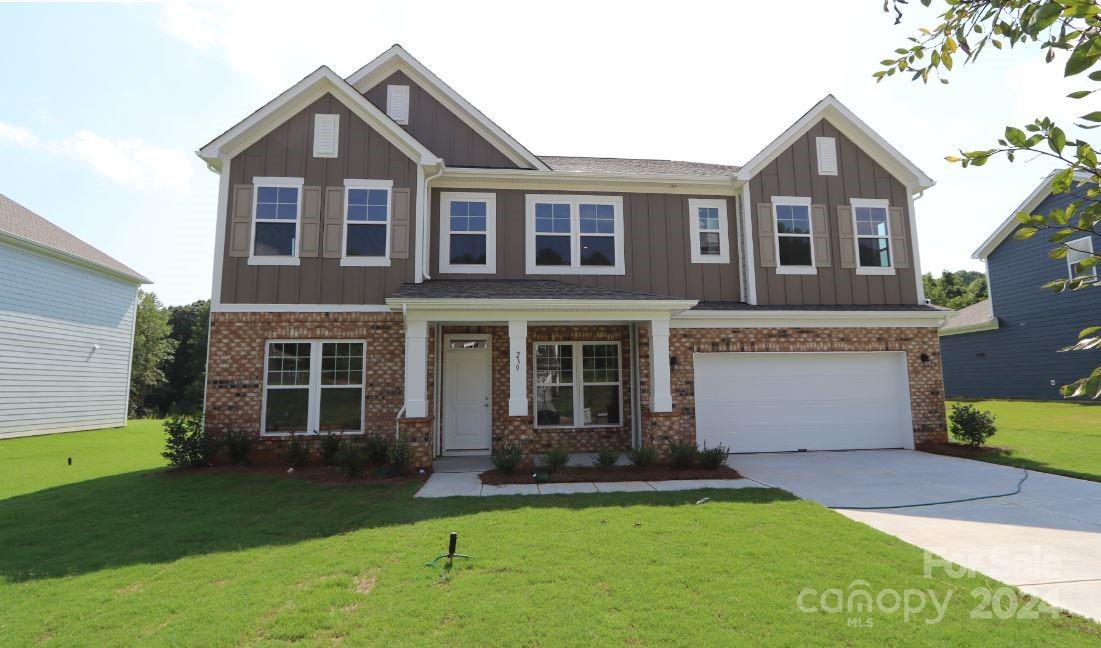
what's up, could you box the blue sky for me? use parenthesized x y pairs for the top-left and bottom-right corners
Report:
(0, 1), (1088, 305)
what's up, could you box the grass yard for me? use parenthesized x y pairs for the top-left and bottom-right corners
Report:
(1, 423), (1098, 646)
(947, 400), (1101, 482)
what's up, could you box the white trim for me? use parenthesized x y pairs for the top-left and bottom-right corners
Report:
(771, 195), (816, 274)
(439, 192), (497, 274)
(433, 166), (738, 195)
(260, 339), (367, 437)
(649, 319), (673, 412)
(939, 319), (1000, 336)
(312, 113), (339, 158)
(909, 187), (926, 304)
(737, 95), (934, 191)
(1067, 235), (1097, 281)
(856, 267), (896, 276)
(122, 286), (140, 425)
(346, 45), (549, 171)
(404, 319), (429, 418)
(672, 308), (949, 329)
(386, 84), (410, 125)
(524, 194), (625, 275)
(210, 156), (231, 306)
(507, 321), (528, 416)
(212, 303), (391, 313)
(688, 198), (730, 264)
(532, 340), (624, 429)
(341, 178), (393, 267)
(815, 136), (838, 176)
(851, 197), (894, 274)
(776, 266), (818, 275)
(972, 169), (1093, 260)
(249, 177), (304, 266)
(740, 184), (757, 304)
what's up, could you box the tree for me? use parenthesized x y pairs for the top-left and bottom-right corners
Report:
(923, 269), (989, 308)
(130, 290), (177, 417)
(880, 0), (1101, 398)
(152, 299), (210, 415)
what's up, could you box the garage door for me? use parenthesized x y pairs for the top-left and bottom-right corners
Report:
(693, 352), (913, 453)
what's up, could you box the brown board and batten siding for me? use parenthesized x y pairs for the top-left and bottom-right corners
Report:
(749, 119), (919, 306)
(429, 188), (741, 302)
(362, 70), (521, 169)
(220, 93), (418, 305)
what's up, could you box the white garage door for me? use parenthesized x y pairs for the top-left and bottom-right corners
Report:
(693, 352), (913, 453)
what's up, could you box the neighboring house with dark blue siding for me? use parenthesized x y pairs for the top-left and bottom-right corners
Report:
(940, 173), (1100, 400)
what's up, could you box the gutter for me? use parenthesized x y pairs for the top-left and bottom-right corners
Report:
(385, 297), (699, 313)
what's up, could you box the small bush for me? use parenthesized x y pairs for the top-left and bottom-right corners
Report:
(949, 403), (998, 447)
(363, 435), (392, 464)
(223, 430), (252, 465)
(668, 441), (699, 469)
(282, 435), (310, 467)
(388, 438), (413, 475)
(334, 440), (366, 478)
(319, 432), (342, 466)
(626, 445), (658, 470)
(593, 447), (619, 469)
(162, 414), (217, 468)
(492, 444), (524, 474)
(540, 446), (570, 473)
(697, 443), (730, 470)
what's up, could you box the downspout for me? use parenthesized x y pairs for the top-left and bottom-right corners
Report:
(420, 160), (446, 281)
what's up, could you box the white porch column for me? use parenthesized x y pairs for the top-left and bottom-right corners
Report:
(403, 319), (429, 418)
(508, 320), (528, 416)
(650, 318), (673, 412)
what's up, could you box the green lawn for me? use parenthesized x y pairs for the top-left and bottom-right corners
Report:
(947, 400), (1101, 482)
(1, 423), (1098, 646)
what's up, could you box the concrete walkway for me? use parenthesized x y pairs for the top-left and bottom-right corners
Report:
(728, 450), (1101, 623)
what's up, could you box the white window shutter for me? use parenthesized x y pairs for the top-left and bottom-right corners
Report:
(816, 137), (837, 176)
(313, 114), (339, 158)
(387, 85), (410, 124)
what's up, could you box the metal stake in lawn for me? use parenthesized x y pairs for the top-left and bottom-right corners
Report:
(425, 532), (470, 571)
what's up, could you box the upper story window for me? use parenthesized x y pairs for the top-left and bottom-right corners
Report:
(440, 192), (496, 274)
(688, 198), (729, 263)
(1067, 235), (1097, 282)
(251, 177), (304, 266)
(342, 179), (392, 267)
(772, 196), (815, 274)
(387, 85), (410, 125)
(525, 195), (625, 275)
(851, 198), (894, 275)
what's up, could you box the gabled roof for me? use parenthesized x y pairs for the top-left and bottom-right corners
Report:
(541, 156), (739, 177)
(346, 45), (549, 171)
(198, 66), (439, 169)
(0, 193), (148, 283)
(939, 299), (998, 336)
(972, 170), (1094, 260)
(736, 95), (934, 192)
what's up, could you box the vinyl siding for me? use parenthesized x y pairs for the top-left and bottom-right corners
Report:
(941, 186), (1101, 399)
(0, 240), (138, 436)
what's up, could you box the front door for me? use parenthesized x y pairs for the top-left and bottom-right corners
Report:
(443, 334), (492, 454)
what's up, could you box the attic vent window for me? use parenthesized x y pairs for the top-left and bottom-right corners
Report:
(387, 85), (410, 125)
(816, 136), (837, 176)
(313, 114), (339, 158)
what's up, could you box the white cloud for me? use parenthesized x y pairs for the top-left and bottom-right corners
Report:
(0, 121), (40, 147)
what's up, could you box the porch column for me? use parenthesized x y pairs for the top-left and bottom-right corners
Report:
(508, 320), (528, 416)
(404, 319), (429, 418)
(650, 318), (673, 412)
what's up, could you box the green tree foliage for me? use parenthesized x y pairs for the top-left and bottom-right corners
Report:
(923, 270), (989, 309)
(881, 0), (1101, 398)
(152, 299), (210, 415)
(130, 290), (177, 417)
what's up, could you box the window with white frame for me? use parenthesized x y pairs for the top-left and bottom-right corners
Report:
(525, 195), (625, 274)
(440, 192), (496, 273)
(262, 341), (365, 435)
(688, 198), (729, 263)
(343, 179), (392, 265)
(252, 177), (304, 262)
(851, 198), (892, 272)
(534, 342), (621, 428)
(772, 197), (814, 270)
(1067, 235), (1097, 282)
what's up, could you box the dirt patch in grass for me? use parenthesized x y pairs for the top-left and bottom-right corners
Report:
(480, 465), (742, 485)
(920, 443), (1011, 460)
(162, 463), (429, 486)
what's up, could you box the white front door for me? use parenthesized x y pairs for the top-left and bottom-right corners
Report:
(443, 335), (492, 454)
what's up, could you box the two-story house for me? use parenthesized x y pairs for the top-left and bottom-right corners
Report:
(941, 172), (1100, 399)
(198, 45), (948, 469)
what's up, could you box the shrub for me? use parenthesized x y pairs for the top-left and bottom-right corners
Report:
(162, 414), (217, 468)
(334, 440), (366, 478)
(949, 404), (998, 447)
(668, 441), (699, 469)
(626, 445), (658, 470)
(364, 435), (392, 464)
(319, 432), (343, 466)
(492, 444), (524, 474)
(282, 435), (310, 468)
(593, 447), (619, 469)
(540, 446), (570, 473)
(223, 430), (252, 465)
(388, 437), (413, 475)
(697, 443), (730, 470)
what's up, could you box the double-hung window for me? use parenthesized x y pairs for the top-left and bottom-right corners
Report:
(440, 192), (496, 273)
(251, 177), (304, 265)
(1067, 235), (1097, 282)
(534, 342), (622, 428)
(688, 198), (730, 263)
(342, 179), (392, 266)
(851, 198), (893, 275)
(772, 196), (815, 274)
(525, 195), (625, 274)
(262, 340), (365, 435)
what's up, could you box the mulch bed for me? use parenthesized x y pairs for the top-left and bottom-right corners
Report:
(920, 442), (1010, 460)
(480, 465), (742, 485)
(162, 463), (430, 486)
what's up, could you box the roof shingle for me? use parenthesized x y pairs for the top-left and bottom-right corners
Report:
(540, 156), (739, 177)
(940, 299), (995, 331)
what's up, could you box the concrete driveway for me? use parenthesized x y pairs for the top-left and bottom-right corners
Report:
(728, 450), (1101, 623)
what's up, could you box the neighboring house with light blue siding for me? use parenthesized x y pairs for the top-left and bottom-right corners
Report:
(0, 193), (149, 438)
(940, 173), (1100, 400)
